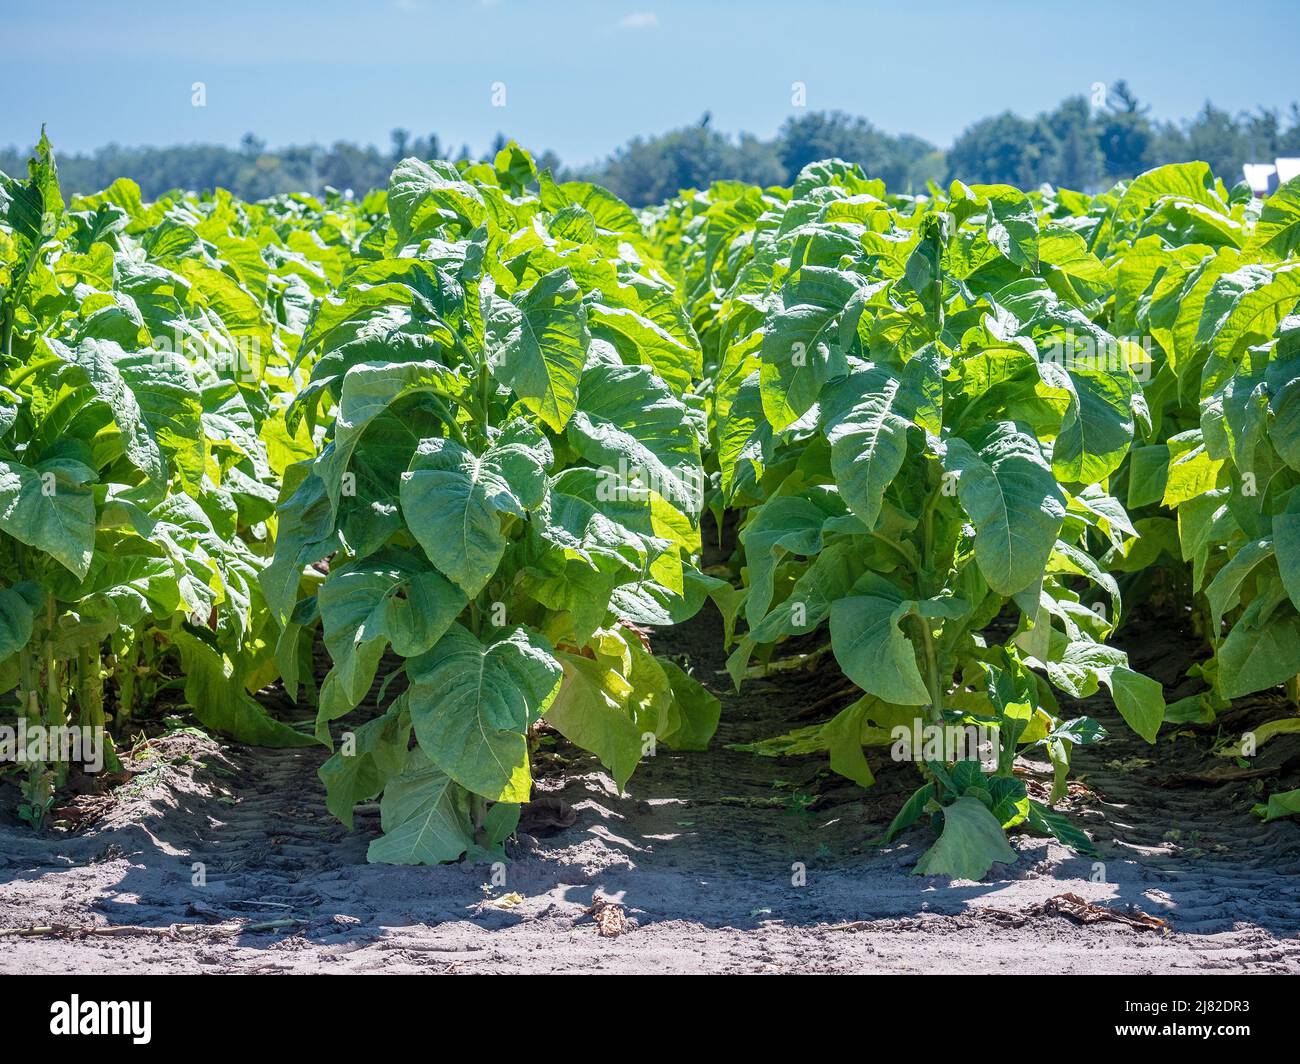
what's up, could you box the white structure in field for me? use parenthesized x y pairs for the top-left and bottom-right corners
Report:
(1244, 158), (1300, 196)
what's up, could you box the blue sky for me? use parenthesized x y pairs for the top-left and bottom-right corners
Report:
(4, 0), (1298, 164)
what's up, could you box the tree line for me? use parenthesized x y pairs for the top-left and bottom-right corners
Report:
(5, 82), (1298, 206)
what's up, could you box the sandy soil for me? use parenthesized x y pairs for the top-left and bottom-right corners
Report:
(2, 610), (1298, 974)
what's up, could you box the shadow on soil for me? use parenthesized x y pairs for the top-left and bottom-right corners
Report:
(2, 602), (1299, 960)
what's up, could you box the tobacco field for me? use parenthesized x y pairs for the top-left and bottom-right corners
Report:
(3, 130), (1300, 920)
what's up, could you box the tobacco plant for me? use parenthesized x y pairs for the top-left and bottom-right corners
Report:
(664, 163), (1166, 876)
(1105, 167), (1300, 816)
(268, 145), (722, 863)
(0, 133), (338, 823)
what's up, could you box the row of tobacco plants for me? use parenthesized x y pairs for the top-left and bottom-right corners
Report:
(0, 132), (350, 824)
(3, 131), (1299, 874)
(647, 158), (1300, 874)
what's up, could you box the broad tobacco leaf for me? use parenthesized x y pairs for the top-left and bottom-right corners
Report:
(544, 650), (644, 791)
(819, 354), (935, 529)
(486, 267), (589, 433)
(566, 362), (702, 520)
(400, 425), (550, 597)
(914, 796), (1019, 880)
(0, 458), (97, 579)
(830, 595), (930, 706)
(366, 748), (474, 866)
(407, 624), (562, 803)
(316, 548), (466, 735)
(944, 421), (1066, 597)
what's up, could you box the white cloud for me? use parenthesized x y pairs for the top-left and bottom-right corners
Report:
(619, 12), (658, 30)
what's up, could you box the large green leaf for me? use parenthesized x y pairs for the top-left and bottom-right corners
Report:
(657, 657), (721, 751)
(366, 749), (474, 865)
(566, 361), (702, 520)
(944, 422), (1065, 596)
(70, 339), (206, 489)
(407, 624), (562, 803)
(387, 156), (487, 241)
(1274, 499), (1300, 612)
(819, 356), (931, 528)
(539, 172), (642, 238)
(544, 650), (643, 790)
(717, 371), (771, 501)
(1218, 610), (1300, 699)
(1039, 640), (1165, 743)
(0, 458), (97, 579)
(1252, 177), (1300, 258)
(318, 699), (413, 829)
(486, 267), (589, 432)
(964, 183), (1038, 267)
(400, 426), (550, 596)
(822, 697), (876, 788)
(1201, 262), (1300, 369)
(1205, 536), (1273, 629)
(1106, 666), (1166, 744)
(316, 548), (466, 731)
(740, 494), (843, 624)
(759, 266), (861, 431)
(1040, 356), (1134, 484)
(914, 796), (1018, 879)
(0, 584), (37, 661)
(745, 539), (863, 645)
(316, 358), (467, 513)
(584, 279), (701, 394)
(830, 594), (930, 706)
(178, 262), (273, 363)
(174, 631), (318, 748)
(1, 130), (60, 251)
(1112, 161), (1224, 233)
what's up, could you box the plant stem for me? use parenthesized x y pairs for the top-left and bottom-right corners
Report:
(431, 397), (468, 445)
(907, 476), (950, 802)
(917, 619), (945, 726)
(16, 642), (47, 817)
(914, 477), (946, 727)
(469, 793), (486, 844)
(18, 645), (38, 722)
(43, 605), (68, 788)
(117, 638), (138, 727)
(0, 241), (43, 364)
(77, 642), (105, 729)
(43, 601), (60, 729)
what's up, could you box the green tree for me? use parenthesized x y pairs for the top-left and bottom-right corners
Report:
(1182, 102), (1250, 179)
(1098, 80), (1155, 180)
(776, 111), (938, 190)
(945, 111), (1060, 186)
(590, 121), (784, 205)
(1044, 96), (1103, 190)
